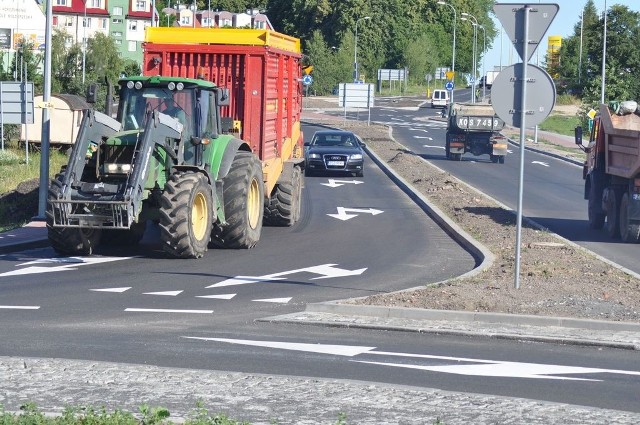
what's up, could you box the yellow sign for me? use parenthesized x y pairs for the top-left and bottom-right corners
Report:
(445, 71), (455, 81)
(587, 109), (597, 120)
(303, 65), (313, 75)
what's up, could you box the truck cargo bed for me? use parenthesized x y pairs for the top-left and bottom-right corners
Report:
(599, 104), (640, 179)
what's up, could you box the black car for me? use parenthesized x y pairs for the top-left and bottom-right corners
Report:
(304, 130), (365, 177)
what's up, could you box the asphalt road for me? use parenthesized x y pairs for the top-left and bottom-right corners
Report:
(1, 119), (639, 415)
(367, 90), (640, 276)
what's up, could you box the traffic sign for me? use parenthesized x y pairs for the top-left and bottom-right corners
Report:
(491, 64), (556, 128)
(494, 3), (559, 62)
(445, 70), (454, 81)
(445, 81), (454, 91)
(302, 75), (313, 86)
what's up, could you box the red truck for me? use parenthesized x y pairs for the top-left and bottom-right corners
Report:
(576, 104), (640, 242)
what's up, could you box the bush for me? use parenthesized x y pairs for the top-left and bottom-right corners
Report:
(0, 149), (22, 166)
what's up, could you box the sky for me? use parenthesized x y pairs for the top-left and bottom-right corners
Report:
(482, 0), (640, 76)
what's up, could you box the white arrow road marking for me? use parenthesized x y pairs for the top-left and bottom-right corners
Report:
(186, 338), (640, 381)
(532, 161), (550, 167)
(143, 290), (183, 296)
(252, 297), (292, 304)
(327, 207), (384, 221)
(206, 264), (367, 288)
(0, 256), (133, 278)
(182, 337), (376, 356)
(90, 287), (131, 293)
(125, 308), (213, 314)
(413, 136), (433, 140)
(196, 293), (236, 300)
(0, 305), (40, 310)
(320, 179), (365, 188)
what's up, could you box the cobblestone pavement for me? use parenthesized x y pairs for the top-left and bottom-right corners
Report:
(2, 356), (640, 424)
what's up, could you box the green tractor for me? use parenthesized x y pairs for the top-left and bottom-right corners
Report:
(46, 76), (273, 258)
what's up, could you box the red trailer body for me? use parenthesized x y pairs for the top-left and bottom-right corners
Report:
(142, 27), (304, 192)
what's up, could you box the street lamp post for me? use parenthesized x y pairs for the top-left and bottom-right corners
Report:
(478, 23), (486, 101)
(601, 0), (607, 104)
(461, 13), (478, 102)
(82, 0), (87, 84)
(354, 16), (370, 83)
(437, 1), (456, 103)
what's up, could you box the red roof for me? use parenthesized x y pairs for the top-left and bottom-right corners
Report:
(53, 0), (109, 16)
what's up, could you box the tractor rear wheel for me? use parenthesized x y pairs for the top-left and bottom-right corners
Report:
(605, 187), (622, 239)
(159, 171), (213, 258)
(264, 166), (302, 227)
(210, 152), (264, 248)
(46, 174), (102, 255)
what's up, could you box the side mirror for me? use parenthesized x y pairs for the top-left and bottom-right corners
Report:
(86, 83), (99, 104)
(217, 88), (230, 106)
(574, 126), (583, 145)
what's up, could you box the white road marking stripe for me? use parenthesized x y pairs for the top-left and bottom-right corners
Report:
(252, 297), (292, 303)
(90, 287), (131, 293)
(196, 294), (236, 300)
(0, 305), (40, 310)
(125, 308), (213, 314)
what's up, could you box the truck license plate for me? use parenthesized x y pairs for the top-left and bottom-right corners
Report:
(327, 161), (344, 166)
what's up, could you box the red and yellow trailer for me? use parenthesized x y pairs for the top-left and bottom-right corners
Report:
(142, 27), (304, 194)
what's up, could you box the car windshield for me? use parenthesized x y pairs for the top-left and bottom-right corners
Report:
(312, 133), (356, 147)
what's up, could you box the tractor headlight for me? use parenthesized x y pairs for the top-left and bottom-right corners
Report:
(134, 81), (142, 89)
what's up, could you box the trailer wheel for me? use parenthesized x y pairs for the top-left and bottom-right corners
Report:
(264, 166), (301, 227)
(605, 188), (622, 239)
(451, 153), (462, 161)
(490, 154), (499, 163)
(619, 192), (640, 243)
(159, 171), (213, 259)
(587, 181), (605, 229)
(210, 152), (264, 248)
(46, 175), (102, 255)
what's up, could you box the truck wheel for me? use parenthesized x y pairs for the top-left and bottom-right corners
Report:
(490, 154), (499, 163)
(499, 156), (505, 164)
(210, 152), (264, 248)
(159, 171), (213, 258)
(46, 174), (102, 255)
(605, 188), (622, 238)
(102, 221), (146, 246)
(264, 166), (301, 227)
(451, 153), (462, 161)
(445, 136), (451, 159)
(619, 193), (640, 243)
(588, 182), (605, 229)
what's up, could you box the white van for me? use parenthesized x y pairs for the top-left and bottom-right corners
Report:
(431, 89), (450, 108)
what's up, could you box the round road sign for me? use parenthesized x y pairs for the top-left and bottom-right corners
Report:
(445, 81), (454, 91)
(302, 75), (313, 86)
(491, 64), (556, 128)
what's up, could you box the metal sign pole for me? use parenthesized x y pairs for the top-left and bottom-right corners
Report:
(514, 6), (530, 290)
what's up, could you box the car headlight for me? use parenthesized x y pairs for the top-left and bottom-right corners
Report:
(308, 153), (321, 159)
(349, 154), (363, 160)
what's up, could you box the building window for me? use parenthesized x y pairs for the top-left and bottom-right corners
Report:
(65, 16), (73, 27)
(221, 18), (231, 27)
(112, 19), (122, 24)
(128, 41), (137, 52)
(180, 15), (191, 25)
(56, 0), (67, 6)
(115, 39), (122, 45)
(202, 17), (211, 27)
(112, 31), (123, 37)
(135, 1), (146, 11)
(101, 18), (107, 29)
(128, 21), (138, 31)
(113, 6), (123, 16)
(83, 17), (92, 28)
(90, 0), (101, 8)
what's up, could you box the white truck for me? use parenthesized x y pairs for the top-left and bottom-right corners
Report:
(480, 70), (499, 89)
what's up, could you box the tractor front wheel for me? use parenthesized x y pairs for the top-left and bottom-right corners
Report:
(210, 152), (264, 248)
(159, 171), (213, 258)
